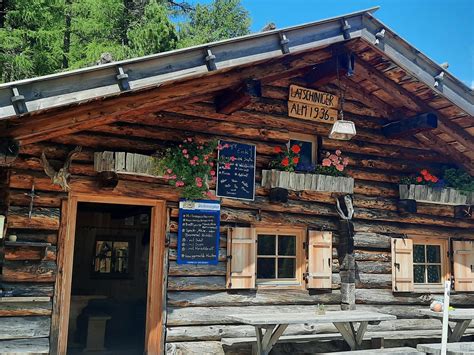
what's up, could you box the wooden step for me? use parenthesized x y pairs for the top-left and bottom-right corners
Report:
(321, 346), (423, 354)
(0, 338), (49, 354)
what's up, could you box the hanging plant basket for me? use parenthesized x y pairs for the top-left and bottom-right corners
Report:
(262, 169), (354, 194)
(399, 184), (474, 206)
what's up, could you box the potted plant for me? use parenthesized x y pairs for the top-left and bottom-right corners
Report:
(154, 138), (233, 200)
(261, 147), (354, 193)
(399, 168), (474, 205)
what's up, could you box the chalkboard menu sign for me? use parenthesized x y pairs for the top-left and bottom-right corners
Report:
(216, 140), (256, 201)
(177, 200), (220, 265)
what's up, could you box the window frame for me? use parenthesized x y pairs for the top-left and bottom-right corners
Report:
(410, 236), (449, 293)
(288, 133), (318, 171)
(254, 226), (305, 290)
(91, 235), (136, 280)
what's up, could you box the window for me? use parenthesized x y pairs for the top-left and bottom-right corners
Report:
(392, 236), (448, 293)
(255, 227), (304, 288)
(92, 237), (135, 279)
(289, 133), (317, 172)
(227, 227), (332, 290)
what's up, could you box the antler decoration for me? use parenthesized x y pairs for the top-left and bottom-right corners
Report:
(41, 146), (82, 191)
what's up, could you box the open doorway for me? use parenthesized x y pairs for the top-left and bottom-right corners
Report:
(67, 202), (151, 354)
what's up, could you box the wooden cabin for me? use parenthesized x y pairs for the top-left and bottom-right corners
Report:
(0, 7), (473, 355)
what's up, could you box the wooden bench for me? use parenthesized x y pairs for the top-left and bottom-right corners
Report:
(321, 347), (423, 354)
(221, 333), (343, 346)
(0, 338), (49, 354)
(417, 342), (474, 355)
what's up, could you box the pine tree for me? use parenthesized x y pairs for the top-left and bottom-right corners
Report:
(177, 0), (250, 48)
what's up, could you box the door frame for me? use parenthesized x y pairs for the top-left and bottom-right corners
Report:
(51, 192), (167, 354)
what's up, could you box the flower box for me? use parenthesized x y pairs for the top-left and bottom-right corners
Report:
(261, 169), (354, 193)
(399, 184), (474, 206)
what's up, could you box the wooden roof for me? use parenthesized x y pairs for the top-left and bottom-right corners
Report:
(0, 8), (472, 173)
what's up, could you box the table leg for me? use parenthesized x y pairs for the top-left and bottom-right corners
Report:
(448, 320), (471, 342)
(333, 321), (368, 350)
(253, 324), (288, 355)
(334, 322), (356, 350)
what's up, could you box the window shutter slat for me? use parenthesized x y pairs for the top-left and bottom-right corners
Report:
(391, 238), (414, 292)
(307, 231), (332, 289)
(226, 227), (256, 289)
(453, 240), (474, 292)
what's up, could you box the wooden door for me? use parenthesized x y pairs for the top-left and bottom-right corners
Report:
(50, 193), (166, 355)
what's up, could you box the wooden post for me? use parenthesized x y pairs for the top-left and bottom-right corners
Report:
(441, 280), (451, 355)
(336, 195), (356, 310)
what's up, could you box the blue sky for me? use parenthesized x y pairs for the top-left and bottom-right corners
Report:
(198, 0), (474, 88)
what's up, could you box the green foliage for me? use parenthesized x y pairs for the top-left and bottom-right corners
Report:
(0, 0), (251, 83)
(443, 168), (474, 193)
(177, 0), (251, 48)
(127, 1), (178, 57)
(154, 138), (218, 200)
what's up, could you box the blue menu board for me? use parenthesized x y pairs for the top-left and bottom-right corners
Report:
(177, 200), (220, 265)
(216, 140), (256, 201)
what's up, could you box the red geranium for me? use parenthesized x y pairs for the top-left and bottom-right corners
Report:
(274, 146), (282, 153)
(291, 144), (301, 154)
(416, 176), (422, 183)
(281, 157), (289, 167)
(293, 157), (299, 164)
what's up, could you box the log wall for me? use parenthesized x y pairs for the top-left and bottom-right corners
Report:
(1, 79), (473, 354)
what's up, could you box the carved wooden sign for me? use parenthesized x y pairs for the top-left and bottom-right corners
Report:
(288, 84), (339, 123)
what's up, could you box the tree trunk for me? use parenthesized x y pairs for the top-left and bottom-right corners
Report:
(62, 0), (72, 69)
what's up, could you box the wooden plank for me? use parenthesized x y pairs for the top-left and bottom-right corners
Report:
(215, 79), (261, 115)
(7, 206), (60, 230)
(0, 316), (50, 340)
(0, 338), (49, 354)
(1, 283), (54, 297)
(0, 301), (52, 317)
(1, 261), (56, 283)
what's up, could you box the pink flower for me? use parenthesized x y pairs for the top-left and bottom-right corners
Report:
(182, 149), (188, 154)
(176, 181), (185, 187)
(198, 145), (203, 150)
(195, 177), (202, 182)
(187, 138), (193, 142)
(230, 156), (236, 162)
(329, 154), (338, 162)
(209, 162), (214, 167)
(184, 154), (189, 159)
(196, 181), (203, 187)
(166, 169), (173, 174)
(335, 150), (342, 156)
(203, 161), (208, 165)
(193, 156), (199, 161)
(343, 157), (349, 166)
(179, 144), (182, 148)
(224, 143), (230, 148)
(171, 175), (177, 179)
(204, 155), (209, 161)
(224, 163), (231, 169)
(163, 174), (169, 180)
(210, 170), (216, 176)
(189, 160), (196, 165)
(322, 158), (331, 167)
(335, 164), (344, 172)
(217, 144), (223, 150)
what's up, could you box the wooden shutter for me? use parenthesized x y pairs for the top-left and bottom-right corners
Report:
(307, 231), (332, 289)
(226, 227), (256, 289)
(453, 240), (474, 292)
(391, 238), (414, 292)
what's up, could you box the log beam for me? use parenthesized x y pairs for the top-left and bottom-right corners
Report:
(215, 79), (261, 115)
(382, 113), (438, 138)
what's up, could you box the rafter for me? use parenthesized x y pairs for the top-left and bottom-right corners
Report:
(352, 55), (474, 154)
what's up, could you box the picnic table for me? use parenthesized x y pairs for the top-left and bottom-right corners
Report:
(417, 342), (474, 355)
(228, 310), (396, 355)
(420, 309), (474, 342)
